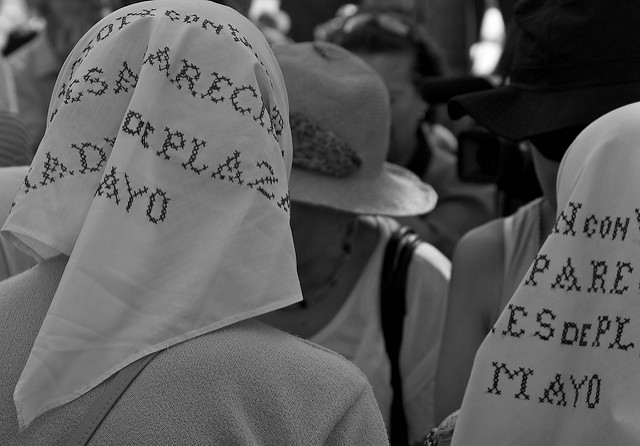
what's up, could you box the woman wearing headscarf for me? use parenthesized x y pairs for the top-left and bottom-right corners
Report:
(0, 2), (389, 445)
(433, 0), (640, 438)
(260, 41), (451, 445)
(451, 101), (640, 445)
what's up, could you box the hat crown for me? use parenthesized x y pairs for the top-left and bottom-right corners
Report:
(511, 0), (640, 90)
(273, 41), (437, 216)
(274, 41), (390, 178)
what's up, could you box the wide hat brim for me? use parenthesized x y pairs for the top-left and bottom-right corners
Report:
(290, 162), (437, 216)
(448, 81), (640, 141)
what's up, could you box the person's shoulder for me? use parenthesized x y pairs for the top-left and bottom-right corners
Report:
(413, 240), (451, 278)
(449, 217), (505, 305)
(454, 216), (504, 261)
(172, 319), (372, 387)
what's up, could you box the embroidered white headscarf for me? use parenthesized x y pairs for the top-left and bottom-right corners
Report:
(451, 101), (640, 445)
(3, 0), (298, 430)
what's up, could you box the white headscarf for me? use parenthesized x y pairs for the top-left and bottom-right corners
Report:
(3, 0), (298, 430)
(452, 101), (640, 445)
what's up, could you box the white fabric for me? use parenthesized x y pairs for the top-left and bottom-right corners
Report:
(0, 57), (18, 113)
(0, 166), (36, 280)
(311, 215), (451, 443)
(452, 101), (640, 445)
(2, 1), (297, 430)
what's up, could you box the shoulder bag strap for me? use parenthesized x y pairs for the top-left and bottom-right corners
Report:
(0, 58), (18, 113)
(66, 351), (160, 446)
(381, 226), (421, 446)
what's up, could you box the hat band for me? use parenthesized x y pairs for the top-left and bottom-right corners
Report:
(291, 112), (362, 177)
(511, 56), (640, 90)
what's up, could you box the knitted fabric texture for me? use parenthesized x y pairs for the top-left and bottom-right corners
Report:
(3, 0), (297, 429)
(0, 258), (389, 445)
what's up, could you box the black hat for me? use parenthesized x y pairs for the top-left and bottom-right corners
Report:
(448, 0), (640, 141)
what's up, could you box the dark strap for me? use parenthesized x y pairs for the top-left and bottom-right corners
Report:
(380, 226), (421, 446)
(66, 351), (160, 446)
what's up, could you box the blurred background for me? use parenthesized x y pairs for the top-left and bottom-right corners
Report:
(0, 0), (512, 76)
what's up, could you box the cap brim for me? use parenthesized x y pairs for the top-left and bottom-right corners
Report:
(289, 162), (437, 217)
(448, 81), (640, 141)
(419, 75), (494, 104)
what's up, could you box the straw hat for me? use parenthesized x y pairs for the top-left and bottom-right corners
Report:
(448, 0), (640, 142)
(273, 41), (436, 216)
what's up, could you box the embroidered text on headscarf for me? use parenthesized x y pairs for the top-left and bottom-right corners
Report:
(450, 102), (640, 445)
(21, 6), (290, 221)
(4, 0), (299, 430)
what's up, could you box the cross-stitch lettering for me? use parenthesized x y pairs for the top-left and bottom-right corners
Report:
(227, 24), (253, 51)
(146, 188), (169, 224)
(608, 316), (635, 351)
(247, 160), (278, 200)
(586, 375), (601, 408)
(83, 68), (108, 96)
(143, 46), (171, 77)
(533, 308), (556, 341)
(183, 138), (209, 174)
(277, 193), (291, 213)
(95, 165), (170, 224)
(231, 85), (258, 115)
(525, 254), (550, 286)
(40, 152), (74, 186)
(583, 215), (630, 241)
(591, 316), (612, 347)
(486, 360), (603, 410)
(569, 375), (588, 408)
(524, 254), (636, 297)
(171, 59), (201, 96)
(587, 260), (608, 293)
(553, 201), (582, 236)
(491, 303), (638, 355)
(96, 166), (121, 205)
(96, 22), (115, 42)
(165, 9), (180, 22)
(22, 168), (37, 194)
(211, 150), (243, 184)
(202, 19), (224, 34)
(551, 257), (582, 292)
(114, 61), (139, 94)
(160, 127), (186, 160)
(183, 13), (200, 24)
(124, 172), (148, 212)
(561, 322), (588, 346)
(539, 373), (567, 406)
(62, 78), (82, 105)
(502, 304), (527, 338)
(487, 362), (534, 400)
(119, 108), (284, 208)
(611, 261), (633, 295)
(201, 72), (233, 104)
(73, 141), (108, 174)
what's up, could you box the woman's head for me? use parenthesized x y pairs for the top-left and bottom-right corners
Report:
(323, 6), (445, 85)
(450, 101), (640, 445)
(4, 0), (297, 429)
(528, 125), (586, 210)
(322, 7), (445, 163)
